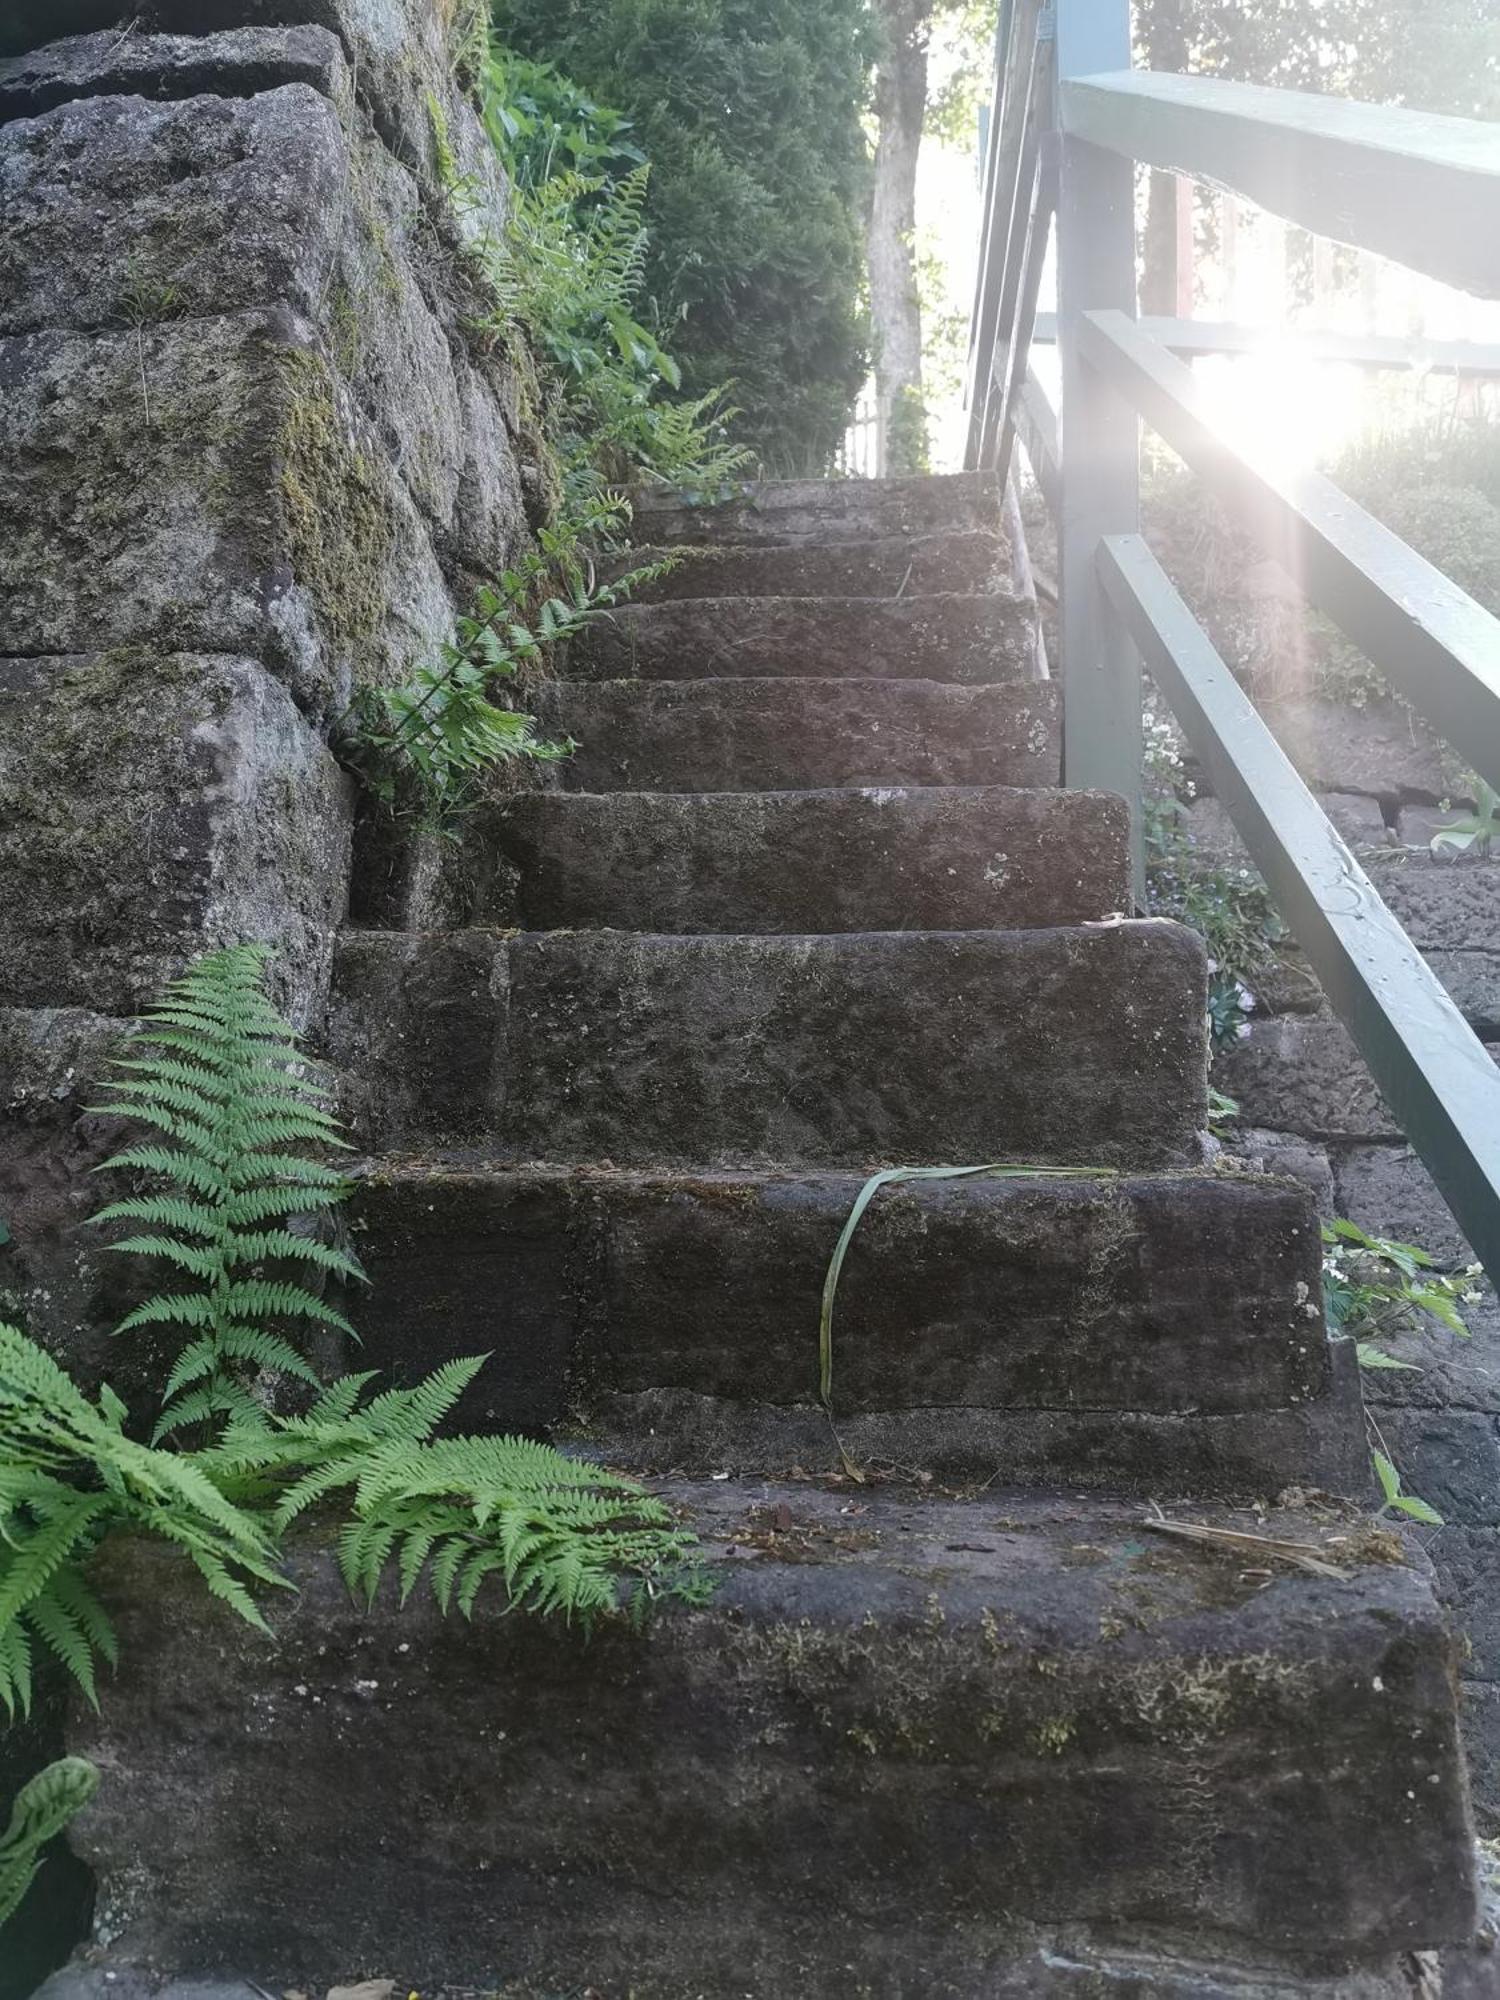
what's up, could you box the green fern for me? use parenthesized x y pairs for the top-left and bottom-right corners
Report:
(0, 1757), (99, 1932)
(0, 948), (709, 1716)
(205, 1359), (710, 1628)
(91, 944), (365, 1439)
(0, 1318), (289, 1717)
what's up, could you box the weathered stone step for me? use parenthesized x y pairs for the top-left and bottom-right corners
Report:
(344, 1160), (1362, 1496)
(69, 1488), (1476, 1989)
(631, 469), (998, 546)
(570, 592), (1038, 683)
(535, 676), (1061, 794)
(607, 528), (1010, 601)
(483, 786), (1128, 935)
(327, 923), (1209, 1168)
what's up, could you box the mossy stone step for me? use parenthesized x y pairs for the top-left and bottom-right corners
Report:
(568, 591), (1038, 683)
(65, 1487), (1476, 1990)
(534, 676), (1060, 795)
(630, 468), (999, 546)
(605, 528), (1011, 602)
(328, 923), (1209, 1170)
(340, 1159), (1363, 1497)
(479, 785), (1128, 936)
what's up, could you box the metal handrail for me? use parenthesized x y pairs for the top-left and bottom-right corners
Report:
(964, 0), (1500, 1286)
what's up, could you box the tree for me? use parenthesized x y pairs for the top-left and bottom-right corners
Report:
(491, 0), (874, 477)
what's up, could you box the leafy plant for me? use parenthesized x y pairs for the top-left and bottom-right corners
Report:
(456, 54), (753, 507)
(91, 944), (363, 1439)
(351, 507), (670, 832)
(0, 948), (710, 1717)
(0, 1317), (290, 1715)
(491, 0), (873, 474)
(1142, 719), (1286, 1054)
(206, 1360), (709, 1626)
(1322, 1216), (1484, 1528)
(0, 1757), (99, 1933)
(1322, 1217), (1478, 1365)
(1431, 778), (1500, 859)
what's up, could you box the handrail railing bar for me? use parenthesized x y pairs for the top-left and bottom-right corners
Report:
(979, 45), (1055, 470)
(1031, 313), (1500, 379)
(1099, 533), (1500, 1289)
(1060, 70), (1500, 299)
(965, 0), (1045, 460)
(1080, 307), (1500, 798)
(989, 146), (1058, 485)
(1014, 365), (1060, 515)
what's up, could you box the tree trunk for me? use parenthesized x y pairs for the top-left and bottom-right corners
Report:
(868, 0), (931, 474)
(1138, 0), (1192, 316)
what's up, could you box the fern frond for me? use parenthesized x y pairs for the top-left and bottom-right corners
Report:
(0, 1758), (100, 1930)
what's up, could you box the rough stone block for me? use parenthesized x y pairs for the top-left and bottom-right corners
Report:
(1215, 1018), (1395, 1141)
(1375, 1410), (1500, 1527)
(1260, 698), (1450, 804)
(1425, 950), (1500, 1035)
(1460, 1683), (1500, 1834)
(484, 786), (1129, 934)
(328, 923), (1209, 1168)
(0, 652), (350, 1020)
(1430, 1530), (1500, 1679)
(2, 1), (503, 212)
(632, 469), (1000, 546)
(0, 38), (528, 582)
(0, 25), (350, 120)
(612, 529), (1011, 603)
(1359, 1295), (1500, 1416)
(535, 677), (1062, 795)
(0, 85), (349, 338)
(0, 314), (452, 718)
(65, 1493), (1476, 1984)
(1184, 791), (1388, 869)
(568, 588), (1040, 684)
(1222, 1128), (1336, 1217)
(341, 1163), (1358, 1494)
(1365, 857), (1500, 955)
(527, 924), (1199, 1168)
(570, 591), (1039, 684)
(1332, 1145), (1477, 1267)
(326, 928), (508, 1144)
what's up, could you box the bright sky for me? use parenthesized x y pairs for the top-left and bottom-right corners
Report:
(913, 28), (1500, 476)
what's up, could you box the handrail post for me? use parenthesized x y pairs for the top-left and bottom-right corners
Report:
(1054, 0), (1143, 898)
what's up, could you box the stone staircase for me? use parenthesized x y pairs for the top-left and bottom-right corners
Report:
(72, 474), (1478, 1995)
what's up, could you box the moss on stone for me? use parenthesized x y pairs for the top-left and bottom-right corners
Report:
(272, 347), (396, 668)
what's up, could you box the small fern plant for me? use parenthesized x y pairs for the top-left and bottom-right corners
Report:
(91, 944), (363, 1439)
(205, 1357), (710, 1626)
(0, 1757), (99, 1932)
(0, 1318), (289, 1716)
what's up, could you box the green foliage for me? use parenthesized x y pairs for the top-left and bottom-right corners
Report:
(1323, 1216), (1485, 1527)
(1135, 0), (1500, 119)
(885, 385), (932, 477)
(207, 1362), (710, 1627)
(1323, 1218), (1479, 1356)
(1431, 779), (1500, 859)
(1142, 710), (1286, 1052)
(0, 949), (710, 1718)
(352, 505), (668, 831)
(0, 1317), (290, 1716)
(0, 1758), (99, 1933)
(461, 55), (752, 507)
(91, 945), (363, 1439)
(491, 0), (874, 474)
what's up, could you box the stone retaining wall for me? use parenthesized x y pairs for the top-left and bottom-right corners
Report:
(0, 13), (532, 1975)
